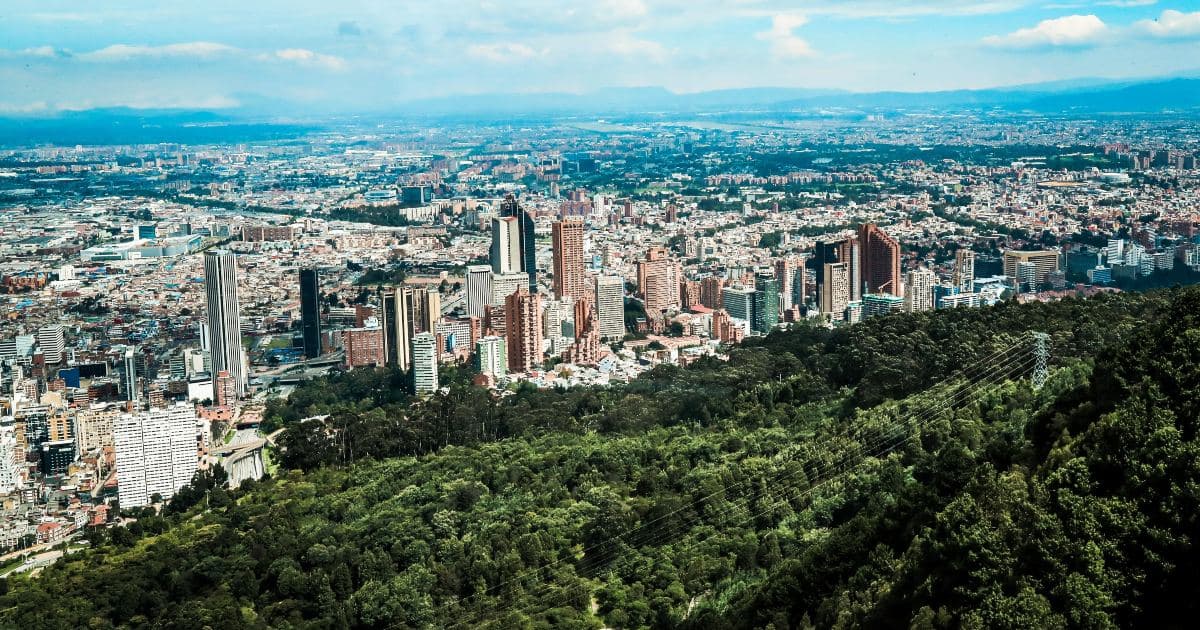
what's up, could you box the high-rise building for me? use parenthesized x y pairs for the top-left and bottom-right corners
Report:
(465, 265), (493, 318)
(499, 194), (537, 292)
(122, 346), (138, 402)
(552, 218), (588, 302)
(504, 288), (543, 373)
(858, 223), (902, 296)
(722, 285), (756, 324)
(37, 324), (65, 365)
(636, 247), (681, 322)
(343, 326), (386, 368)
(475, 335), (507, 377)
(380, 286), (440, 371)
(863, 293), (904, 318)
(113, 403), (198, 508)
(566, 297), (600, 365)
(953, 249), (976, 294)
(700, 276), (724, 309)
(595, 275), (626, 340)
(773, 258), (795, 311)
(753, 273), (780, 334)
(903, 268), (936, 313)
(411, 332), (439, 394)
(204, 250), (246, 400)
(1002, 250), (1061, 287)
(214, 369), (236, 407)
(299, 268), (322, 359)
(820, 262), (852, 322)
(490, 216), (523, 275)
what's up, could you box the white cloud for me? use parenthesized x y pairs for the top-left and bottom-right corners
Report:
(603, 31), (669, 62)
(1135, 9), (1200, 39)
(466, 42), (540, 62)
(755, 14), (816, 58)
(982, 14), (1108, 49)
(77, 42), (239, 62)
(600, 0), (648, 19)
(270, 48), (348, 71)
(1097, 0), (1157, 7)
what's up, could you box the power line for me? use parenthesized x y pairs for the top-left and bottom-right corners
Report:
(428, 338), (1039, 628)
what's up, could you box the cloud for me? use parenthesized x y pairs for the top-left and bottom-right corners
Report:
(338, 21), (364, 37)
(1135, 10), (1200, 39)
(77, 42), (239, 62)
(982, 14), (1108, 49)
(1097, 0), (1156, 7)
(600, 0), (648, 19)
(756, 14), (816, 58)
(466, 42), (540, 62)
(270, 48), (348, 70)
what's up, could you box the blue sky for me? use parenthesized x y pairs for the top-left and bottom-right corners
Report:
(1, 0), (1198, 113)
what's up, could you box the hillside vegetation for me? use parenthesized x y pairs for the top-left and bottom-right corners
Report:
(2, 288), (1198, 630)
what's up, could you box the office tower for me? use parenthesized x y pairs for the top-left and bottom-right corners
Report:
(1002, 249), (1061, 286)
(753, 273), (780, 334)
(837, 238), (862, 302)
(595, 275), (626, 340)
(203, 250), (245, 400)
(722, 285), (756, 323)
(820, 262), (852, 321)
(1017, 261), (1038, 292)
(904, 268), (936, 313)
(504, 288), (543, 373)
(773, 259), (794, 311)
(343, 326), (386, 368)
(113, 403), (198, 508)
(499, 194), (537, 292)
(40, 440), (74, 476)
(475, 335), (507, 377)
(466, 265), (493, 318)
(636, 247), (681, 321)
(491, 216), (523, 274)
(552, 218), (587, 301)
(74, 406), (117, 453)
(0, 427), (19, 494)
(37, 324), (65, 365)
(953, 249), (976, 294)
(411, 332), (439, 394)
(566, 297), (600, 365)
(299, 268), (322, 359)
(858, 223), (902, 296)
(491, 272), (527, 307)
(380, 286), (440, 371)
(700, 276), (725, 309)
(122, 346), (138, 402)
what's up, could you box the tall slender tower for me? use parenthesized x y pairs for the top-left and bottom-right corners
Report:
(204, 250), (245, 400)
(858, 223), (902, 297)
(595, 275), (626, 340)
(490, 216), (523, 275)
(552, 218), (587, 302)
(299, 268), (322, 359)
(954, 249), (976, 294)
(500, 194), (537, 292)
(505, 288), (543, 373)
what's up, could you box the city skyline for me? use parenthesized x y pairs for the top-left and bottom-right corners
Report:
(2, 1), (1199, 114)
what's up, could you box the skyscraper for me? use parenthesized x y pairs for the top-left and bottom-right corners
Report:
(858, 223), (902, 296)
(505, 288), (543, 373)
(411, 332), (439, 394)
(465, 265), (493, 318)
(299, 268), (322, 359)
(499, 194), (537, 292)
(490, 216), (523, 275)
(753, 273), (780, 334)
(552, 218), (587, 302)
(820, 262), (851, 321)
(122, 346), (138, 402)
(904, 268), (936, 313)
(204, 250), (245, 400)
(380, 286), (440, 371)
(636, 247), (681, 322)
(113, 403), (198, 508)
(595, 275), (626, 340)
(953, 249), (976, 294)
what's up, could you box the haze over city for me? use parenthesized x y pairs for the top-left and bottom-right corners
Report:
(3, 0), (1200, 114)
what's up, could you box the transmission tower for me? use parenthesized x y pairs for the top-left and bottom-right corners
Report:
(1032, 332), (1050, 390)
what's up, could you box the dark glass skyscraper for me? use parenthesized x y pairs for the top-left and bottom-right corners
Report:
(299, 268), (322, 359)
(753, 273), (780, 333)
(500, 193), (537, 292)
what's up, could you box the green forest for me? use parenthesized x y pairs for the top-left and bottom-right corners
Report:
(3, 287), (1200, 629)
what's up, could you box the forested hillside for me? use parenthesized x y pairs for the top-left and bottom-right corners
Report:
(3, 288), (1199, 629)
